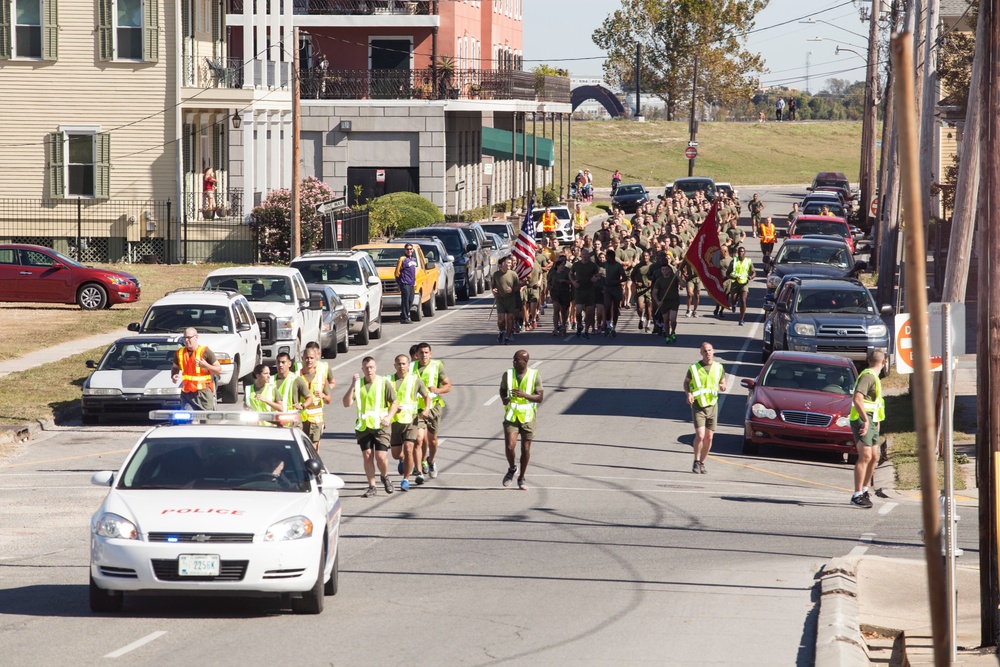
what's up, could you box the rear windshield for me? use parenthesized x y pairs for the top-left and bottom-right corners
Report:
(774, 244), (850, 269)
(481, 224), (512, 240)
(616, 185), (645, 195)
(816, 179), (849, 190)
(291, 260), (362, 286)
(142, 306), (233, 334)
(412, 243), (441, 262)
(362, 247), (407, 268)
(802, 202), (845, 217)
(792, 220), (849, 238)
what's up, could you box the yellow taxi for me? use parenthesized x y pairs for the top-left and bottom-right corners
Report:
(353, 243), (440, 320)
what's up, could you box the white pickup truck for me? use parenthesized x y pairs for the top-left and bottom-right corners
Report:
(203, 267), (323, 365)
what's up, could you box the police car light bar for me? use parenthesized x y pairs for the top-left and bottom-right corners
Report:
(149, 410), (302, 425)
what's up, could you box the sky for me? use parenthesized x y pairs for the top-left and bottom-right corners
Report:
(522, 0), (871, 95)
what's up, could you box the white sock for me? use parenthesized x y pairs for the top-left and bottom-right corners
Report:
(862, 486), (869, 494)
(852, 492), (862, 498)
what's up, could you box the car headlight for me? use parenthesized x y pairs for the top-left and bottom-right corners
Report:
(751, 403), (777, 420)
(276, 317), (295, 339)
(144, 387), (181, 396)
(94, 513), (138, 540)
(215, 351), (232, 365)
(104, 275), (130, 286)
(836, 416), (851, 427)
(767, 275), (781, 288)
(263, 516), (314, 542)
(867, 324), (887, 338)
(348, 299), (363, 311)
(793, 323), (816, 336)
(83, 388), (122, 396)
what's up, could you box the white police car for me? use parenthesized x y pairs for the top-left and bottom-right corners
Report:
(89, 411), (343, 614)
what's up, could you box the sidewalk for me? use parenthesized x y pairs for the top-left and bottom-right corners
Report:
(0, 329), (129, 378)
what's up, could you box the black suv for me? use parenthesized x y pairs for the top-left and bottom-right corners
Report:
(766, 237), (865, 294)
(403, 225), (486, 300)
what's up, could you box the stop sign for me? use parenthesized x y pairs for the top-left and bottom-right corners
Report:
(684, 146), (698, 160)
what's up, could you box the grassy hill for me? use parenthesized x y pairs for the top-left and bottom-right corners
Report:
(567, 120), (864, 189)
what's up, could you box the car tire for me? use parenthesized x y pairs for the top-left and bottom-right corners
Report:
(219, 367), (240, 404)
(292, 550), (325, 615)
(742, 439), (759, 456)
(412, 297), (423, 321)
(89, 575), (123, 613)
(324, 548), (339, 596)
(447, 283), (457, 306)
(77, 283), (108, 310)
(337, 328), (350, 354)
(82, 413), (99, 425)
(423, 290), (436, 317)
(355, 311), (370, 346)
(324, 331), (337, 359)
(370, 310), (382, 340)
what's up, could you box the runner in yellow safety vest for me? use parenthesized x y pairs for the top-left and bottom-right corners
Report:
(342, 356), (400, 498)
(728, 246), (755, 326)
(410, 341), (452, 482)
(499, 349), (544, 490)
(684, 342), (727, 475)
(296, 342), (335, 449)
(387, 354), (431, 492)
(244, 364), (284, 425)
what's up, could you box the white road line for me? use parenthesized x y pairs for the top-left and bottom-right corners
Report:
(530, 360), (544, 368)
(717, 319), (761, 412)
(847, 533), (876, 557)
(483, 395), (500, 406)
(104, 631), (167, 659)
(562, 334), (574, 342)
(878, 502), (898, 515)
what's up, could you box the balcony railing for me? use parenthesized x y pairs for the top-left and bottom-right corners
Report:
(183, 56), (245, 89)
(184, 188), (245, 222)
(299, 68), (571, 103)
(229, 0), (435, 15)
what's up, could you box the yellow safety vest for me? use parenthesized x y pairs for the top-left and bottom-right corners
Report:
(300, 362), (329, 424)
(411, 360), (445, 410)
(503, 368), (538, 424)
(245, 380), (276, 411)
(688, 362), (724, 408)
(573, 213), (588, 232)
(354, 376), (388, 431)
(731, 258), (753, 285)
(389, 373), (419, 424)
(849, 368), (885, 423)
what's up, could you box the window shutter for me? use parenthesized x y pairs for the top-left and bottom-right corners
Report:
(0, 0), (11, 60)
(95, 133), (111, 199)
(43, 0), (58, 60)
(183, 122), (195, 173)
(212, 0), (222, 60)
(143, 0), (159, 62)
(47, 133), (65, 198)
(213, 122), (226, 192)
(97, 0), (112, 61)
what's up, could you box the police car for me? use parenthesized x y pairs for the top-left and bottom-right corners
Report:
(81, 336), (184, 423)
(89, 411), (343, 614)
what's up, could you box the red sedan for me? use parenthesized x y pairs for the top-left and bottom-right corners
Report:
(0, 244), (140, 310)
(740, 351), (859, 461)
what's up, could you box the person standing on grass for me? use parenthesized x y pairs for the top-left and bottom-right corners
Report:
(685, 342), (726, 474)
(850, 350), (886, 508)
(500, 349), (544, 491)
(172, 327), (222, 411)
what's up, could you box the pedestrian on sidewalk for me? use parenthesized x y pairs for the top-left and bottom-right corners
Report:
(500, 349), (544, 490)
(395, 243), (418, 324)
(685, 342), (726, 474)
(171, 327), (222, 411)
(850, 350), (886, 508)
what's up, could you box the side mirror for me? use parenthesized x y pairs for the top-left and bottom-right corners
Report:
(467, 243), (478, 252)
(445, 254), (455, 263)
(90, 471), (114, 487)
(237, 322), (252, 332)
(367, 275), (380, 286)
(86, 360), (97, 369)
(880, 304), (894, 316)
(51, 261), (65, 270)
(305, 459), (323, 477)
(308, 298), (323, 311)
(740, 378), (755, 390)
(763, 301), (774, 312)
(776, 302), (789, 313)
(321, 473), (345, 490)
(127, 322), (140, 332)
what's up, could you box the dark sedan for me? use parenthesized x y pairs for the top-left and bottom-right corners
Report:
(610, 184), (649, 213)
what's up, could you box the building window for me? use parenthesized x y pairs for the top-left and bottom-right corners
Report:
(48, 128), (110, 199)
(116, 0), (142, 60)
(14, 0), (41, 58)
(98, 0), (157, 63)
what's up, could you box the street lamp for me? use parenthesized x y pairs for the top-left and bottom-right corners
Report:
(231, 111), (242, 130)
(835, 45), (866, 60)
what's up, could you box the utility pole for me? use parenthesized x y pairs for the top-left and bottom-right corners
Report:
(979, 0), (1000, 647)
(874, 0), (900, 284)
(918, 0), (940, 239)
(635, 43), (643, 121)
(860, 0), (881, 234)
(688, 55), (699, 178)
(291, 26), (301, 259)
(805, 51), (812, 95)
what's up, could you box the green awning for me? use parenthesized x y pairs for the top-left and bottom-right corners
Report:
(482, 126), (555, 168)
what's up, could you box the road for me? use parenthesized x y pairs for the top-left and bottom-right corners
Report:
(0, 186), (978, 665)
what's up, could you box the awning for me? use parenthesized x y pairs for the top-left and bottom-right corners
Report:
(482, 126), (555, 168)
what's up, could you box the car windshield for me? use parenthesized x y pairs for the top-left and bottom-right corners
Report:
(203, 276), (292, 303)
(792, 220), (849, 238)
(616, 185), (644, 195)
(796, 288), (875, 314)
(531, 209), (571, 222)
(816, 180), (849, 190)
(142, 306), (233, 334)
(481, 224), (511, 240)
(412, 230), (464, 254)
(774, 245), (850, 268)
(677, 181), (715, 196)
(118, 437), (309, 492)
(98, 341), (180, 370)
(762, 360), (855, 394)
(292, 260), (362, 286)
(414, 244), (439, 262)
(363, 247), (408, 268)
(803, 203), (845, 216)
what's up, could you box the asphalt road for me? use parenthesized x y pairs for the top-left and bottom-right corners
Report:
(0, 187), (978, 666)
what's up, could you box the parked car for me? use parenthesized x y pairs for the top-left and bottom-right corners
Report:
(202, 267), (322, 366)
(480, 221), (516, 246)
(610, 183), (650, 213)
(787, 215), (855, 253)
(403, 226), (484, 300)
(740, 351), (860, 461)
(290, 250), (384, 345)
(766, 237), (865, 294)
(715, 182), (740, 201)
(484, 233), (508, 276)
(437, 221), (493, 289)
(353, 242), (439, 321)
(81, 335), (184, 423)
(0, 243), (140, 310)
(763, 277), (891, 364)
(308, 285), (350, 358)
(809, 172), (854, 208)
(391, 236), (455, 310)
(665, 176), (717, 202)
(127, 289), (261, 404)
(532, 205), (574, 246)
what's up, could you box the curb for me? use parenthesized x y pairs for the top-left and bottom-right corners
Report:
(815, 556), (871, 667)
(0, 405), (80, 447)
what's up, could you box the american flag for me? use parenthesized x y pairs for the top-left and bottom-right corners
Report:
(512, 197), (536, 280)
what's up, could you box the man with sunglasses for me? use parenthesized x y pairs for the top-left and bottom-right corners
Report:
(171, 327), (222, 410)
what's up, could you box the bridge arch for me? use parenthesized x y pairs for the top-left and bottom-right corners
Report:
(571, 85), (626, 117)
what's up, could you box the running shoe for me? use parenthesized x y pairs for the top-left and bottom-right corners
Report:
(692, 461), (700, 474)
(665, 336), (672, 345)
(518, 478), (528, 491)
(739, 320), (745, 326)
(576, 325), (582, 338)
(611, 326), (617, 338)
(400, 479), (410, 492)
(497, 332), (504, 344)
(415, 474), (425, 485)
(503, 466), (517, 487)
(421, 460), (430, 475)
(638, 318), (644, 330)
(670, 334), (677, 343)
(692, 312), (699, 318)
(603, 327), (609, 337)
(381, 475), (394, 494)
(582, 332), (590, 339)
(851, 493), (873, 508)
(698, 461), (707, 474)
(684, 311), (692, 318)
(397, 460), (404, 475)
(363, 485), (377, 498)
(429, 462), (438, 479)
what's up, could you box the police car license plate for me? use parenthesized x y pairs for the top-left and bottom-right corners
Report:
(178, 554), (220, 576)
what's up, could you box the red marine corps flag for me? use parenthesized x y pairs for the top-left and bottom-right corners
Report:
(683, 202), (729, 307)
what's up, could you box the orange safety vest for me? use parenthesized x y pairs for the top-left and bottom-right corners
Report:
(176, 346), (214, 393)
(759, 222), (775, 244)
(541, 212), (558, 233)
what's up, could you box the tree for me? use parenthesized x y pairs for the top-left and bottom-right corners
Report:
(531, 64), (569, 78)
(250, 177), (333, 264)
(592, 0), (768, 121)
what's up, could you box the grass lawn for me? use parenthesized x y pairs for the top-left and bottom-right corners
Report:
(882, 393), (969, 490)
(0, 263), (229, 362)
(569, 120), (864, 190)
(0, 347), (105, 425)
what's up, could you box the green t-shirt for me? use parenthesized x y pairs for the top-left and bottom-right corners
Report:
(652, 271), (680, 303)
(493, 269), (520, 303)
(571, 260), (599, 293)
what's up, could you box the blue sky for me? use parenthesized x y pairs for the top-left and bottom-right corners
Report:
(522, 0), (870, 94)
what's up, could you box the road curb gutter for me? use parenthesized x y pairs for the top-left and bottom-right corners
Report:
(815, 556), (871, 667)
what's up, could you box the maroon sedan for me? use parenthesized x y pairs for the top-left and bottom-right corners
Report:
(740, 351), (859, 461)
(0, 244), (140, 310)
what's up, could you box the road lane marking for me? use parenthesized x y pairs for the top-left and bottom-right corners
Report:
(104, 631), (167, 659)
(878, 502), (898, 515)
(706, 455), (852, 493)
(0, 449), (131, 471)
(530, 360), (544, 368)
(483, 395), (500, 406)
(562, 334), (574, 342)
(717, 319), (760, 410)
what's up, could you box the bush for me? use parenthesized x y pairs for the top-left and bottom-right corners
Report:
(378, 191), (443, 222)
(493, 201), (509, 213)
(368, 191), (443, 239)
(249, 177), (332, 264)
(541, 189), (559, 207)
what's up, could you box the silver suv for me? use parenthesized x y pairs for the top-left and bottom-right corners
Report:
(764, 277), (891, 363)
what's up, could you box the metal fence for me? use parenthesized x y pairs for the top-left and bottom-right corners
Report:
(321, 209), (370, 249)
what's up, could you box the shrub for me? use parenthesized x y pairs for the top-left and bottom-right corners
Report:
(368, 191), (443, 238)
(493, 201), (509, 213)
(541, 189), (559, 207)
(249, 177), (332, 264)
